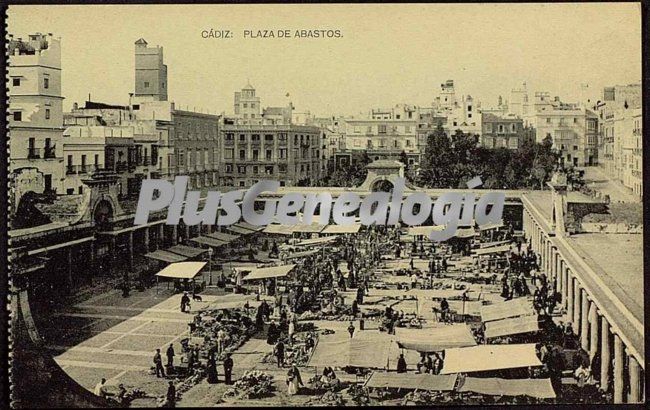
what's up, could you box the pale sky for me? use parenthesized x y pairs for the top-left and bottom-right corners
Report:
(8, 3), (642, 117)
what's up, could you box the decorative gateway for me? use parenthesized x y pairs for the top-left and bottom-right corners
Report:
(134, 176), (504, 242)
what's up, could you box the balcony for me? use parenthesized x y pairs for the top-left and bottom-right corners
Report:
(66, 165), (90, 175)
(27, 148), (41, 159)
(43, 146), (56, 159)
(224, 139), (235, 146)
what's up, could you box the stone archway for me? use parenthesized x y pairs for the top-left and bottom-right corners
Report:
(371, 178), (395, 192)
(358, 159), (416, 191)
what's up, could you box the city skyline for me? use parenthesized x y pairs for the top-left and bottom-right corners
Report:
(7, 3), (642, 117)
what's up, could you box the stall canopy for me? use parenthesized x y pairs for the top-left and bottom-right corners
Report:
(295, 236), (337, 247)
(484, 315), (540, 339)
(395, 324), (477, 352)
(458, 377), (556, 399)
(242, 264), (296, 281)
(454, 228), (476, 238)
(440, 343), (542, 374)
(208, 231), (240, 243)
(321, 224), (361, 235)
(364, 372), (458, 392)
(478, 222), (504, 231)
(226, 225), (255, 235)
(166, 244), (207, 258)
(145, 250), (188, 263)
(283, 249), (320, 260)
(480, 240), (511, 248)
(291, 223), (326, 233)
(472, 244), (511, 256)
(236, 221), (265, 232)
(480, 297), (535, 323)
(156, 261), (206, 280)
(191, 236), (228, 248)
(407, 225), (445, 236)
(308, 337), (393, 369)
(263, 224), (295, 235)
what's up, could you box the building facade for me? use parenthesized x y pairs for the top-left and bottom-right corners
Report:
(134, 38), (168, 103)
(220, 124), (322, 187)
(481, 113), (532, 149)
(8, 33), (65, 211)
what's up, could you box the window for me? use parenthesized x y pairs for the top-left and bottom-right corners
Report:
(279, 149), (287, 159)
(378, 125), (387, 134)
(237, 165), (246, 174)
(573, 145), (578, 151)
(12, 78), (20, 86)
(45, 109), (50, 120)
(265, 165), (274, 174)
(225, 164), (233, 173)
(468, 105), (472, 112)
(498, 125), (504, 133)
(266, 149), (272, 160)
(546, 118), (551, 124)
(511, 124), (516, 132)
(265, 134), (274, 141)
(225, 133), (234, 141)
(144, 81), (149, 88)
(239, 181), (246, 187)
(243, 103), (248, 108)
(573, 118), (578, 123)
(468, 113), (472, 118)
(162, 82), (165, 89)
(44, 78), (49, 89)
(396, 115), (401, 119)
(253, 166), (259, 174)
(225, 149), (234, 159)
(239, 150), (246, 160)
(13, 112), (22, 121)
(252, 150), (259, 160)
(251, 134), (260, 141)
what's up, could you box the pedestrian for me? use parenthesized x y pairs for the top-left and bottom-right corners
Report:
(154, 348), (166, 378)
(440, 298), (450, 323)
(396, 354), (407, 373)
(180, 292), (190, 313)
(347, 321), (355, 338)
(116, 384), (127, 406)
(267, 321), (279, 345)
(217, 328), (227, 354)
(166, 381), (176, 408)
(223, 353), (234, 385)
(206, 355), (219, 384)
(166, 343), (175, 368)
(351, 299), (359, 317)
(94, 378), (108, 398)
(274, 340), (285, 367)
(286, 364), (304, 396)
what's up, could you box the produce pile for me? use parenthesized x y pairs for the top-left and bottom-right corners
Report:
(306, 391), (345, 406)
(223, 371), (275, 400)
(346, 384), (371, 406)
(191, 308), (257, 361)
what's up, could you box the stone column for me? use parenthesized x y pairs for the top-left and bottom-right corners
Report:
(172, 225), (178, 245)
(600, 316), (611, 392)
(573, 278), (581, 327)
(88, 242), (95, 286)
(581, 289), (589, 351)
(629, 356), (642, 403)
(158, 224), (164, 249)
(128, 231), (134, 271)
(613, 334), (624, 403)
(67, 247), (74, 290)
(143, 227), (150, 253)
(110, 236), (117, 274)
(588, 302), (599, 359)
(185, 225), (190, 241)
(567, 272), (574, 323)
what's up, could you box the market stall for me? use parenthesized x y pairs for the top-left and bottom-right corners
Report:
(480, 297), (535, 323)
(395, 324), (477, 352)
(242, 264), (296, 281)
(364, 372), (458, 391)
(145, 249), (188, 263)
(457, 376), (556, 399)
(440, 343), (543, 374)
(155, 261), (207, 292)
(484, 315), (540, 340)
(321, 224), (362, 235)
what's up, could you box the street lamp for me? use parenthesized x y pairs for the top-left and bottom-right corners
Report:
(208, 247), (214, 286)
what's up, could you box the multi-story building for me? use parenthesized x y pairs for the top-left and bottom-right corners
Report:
(233, 82), (261, 124)
(8, 33), (65, 212)
(220, 123), (322, 187)
(621, 108), (642, 197)
(133, 38), (168, 103)
(481, 113), (533, 149)
(523, 92), (598, 166)
(63, 102), (161, 197)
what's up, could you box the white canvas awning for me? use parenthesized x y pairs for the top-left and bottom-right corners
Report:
(440, 343), (542, 374)
(472, 244), (512, 256)
(308, 335), (393, 369)
(478, 222), (504, 231)
(407, 225), (445, 236)
(145, 250), (188, 263)
(458, 377), (556, 399)
(291, 223), (326, 233)
(295, 236), (337, 247)
(480, 297), (535, 323)
(364, 372), (458, 391)
(321, 224), (361, 234)
(155, 262), (206, 280)
(484, 315), (540, 339)
(454, 227), (476, 238)
(242, 264), (296, 281)
(263, 224), (295, 235)
(395, 324), (477, 352)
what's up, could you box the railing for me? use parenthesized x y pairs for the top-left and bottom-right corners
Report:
(27, 148), (41, 159)
(43, 146), (56, 159)
(66, 165), (92, 174)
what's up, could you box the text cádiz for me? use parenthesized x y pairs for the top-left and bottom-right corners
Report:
(134, 177), (504, 242)
(243, 29), (342, 38)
